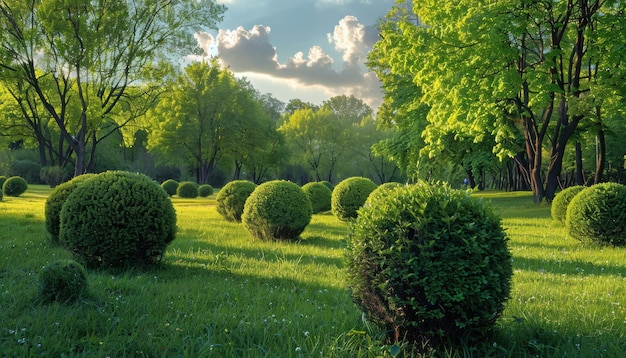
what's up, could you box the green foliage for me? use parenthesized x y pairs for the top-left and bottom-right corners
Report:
(161, 179), (179, 196)
(38, 259), (88, 304)
(551, 185), (585, 225)
(10, 159), (41, 184)
(331, 177), (378, 221)
(320, 180), (334, 191)
(216, 180), (257, 222)
(302, 182), (332, 213)
(0, 175), (7, 189)
(242, 180), (312, 241)
(566, 183), (626, 246)
(346, 182), (512, 346)
(365, 182), (403, 205)
(44, 174), (97, 243)
(40, 166), (72, 188)
(3, 176), (28, 197)
(59, 171), (177, 269)
(177, 181), (199, 198)
(198, 184), (214, 197)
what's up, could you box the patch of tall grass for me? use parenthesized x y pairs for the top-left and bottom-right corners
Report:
(0, 186), (625, 356)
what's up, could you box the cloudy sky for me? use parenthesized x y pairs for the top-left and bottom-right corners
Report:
(191, 0), (396, 109)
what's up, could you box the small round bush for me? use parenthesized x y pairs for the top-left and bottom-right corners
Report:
(346, 182), (512, 346)
(320, 180), (334, 191)
(45, 174), (97, 243)
(216, 180), (257, 222)
(161, 179), (179, 196)
(551, 185), (585, 225)
(3, 176), (28, 197)
(242, 180), (312, 241)
(198, 184), (214, 197)
(331, 177), (378, 221)
(365, 182), (403, 205)
(177, 181), (199, 198)
(38, 259), (88, 304)
(302, 182), (332, 213)
(566, 182), (626, 246)
(59, 171), (177, 269)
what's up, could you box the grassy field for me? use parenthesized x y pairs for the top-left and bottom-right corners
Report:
(1, 185), (625, 357)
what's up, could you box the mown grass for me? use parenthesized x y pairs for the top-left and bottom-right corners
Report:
(1, 186), (625, 357)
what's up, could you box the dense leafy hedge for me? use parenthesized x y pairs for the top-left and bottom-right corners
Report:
(242, 180), (312, 241)
(3, 176), (28, 197)
(331, 177), (377, 221)
(216, 180), (257, 222)
(346, 182), (512, 346)
(302, 182), (332, 213)
(198, 184), (214, 197)
(566, 182), (626, 246)
(59, 171), (177, 268)
(45, 174), (97, 243)
(161, 179), (179, 196)
(551, 185), (585, 225)
(177, 181), (199, 198)
(38, 259), (88, 304)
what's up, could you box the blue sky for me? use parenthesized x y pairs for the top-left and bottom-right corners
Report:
(192, 0), (396, 108)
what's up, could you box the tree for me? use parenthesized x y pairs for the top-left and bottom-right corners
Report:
(369, 0), (626, 202)
(0, 0), (225, 176)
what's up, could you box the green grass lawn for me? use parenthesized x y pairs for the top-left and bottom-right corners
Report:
(1, 186), (625, 357)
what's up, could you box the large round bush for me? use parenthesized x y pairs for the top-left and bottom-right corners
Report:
(331, 177), (378, 221)
(216, 180), (257, 222)
(566, 182), (626, 246)
(59, 171), (177, 268)
(551, 185), (585, 225)
(198, 184), (214, 197)
(176, 181), (198, 198)
(161, 179), (179, 196)
(3, 176), (28, 197)
(346, 182), (512, 346)
(38, 259), (88, 304)
(302, 182), (332, 213)
(45, 174), (97, 243)
(242, 180), (312, 241)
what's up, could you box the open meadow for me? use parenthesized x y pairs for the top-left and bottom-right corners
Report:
(1, 186), (625, 357)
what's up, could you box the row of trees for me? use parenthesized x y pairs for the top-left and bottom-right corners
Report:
(368, 0), (626, 202)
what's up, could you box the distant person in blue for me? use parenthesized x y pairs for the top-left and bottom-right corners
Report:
(463, 177), (469, 188)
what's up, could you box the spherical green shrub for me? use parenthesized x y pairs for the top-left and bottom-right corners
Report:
(346, 182), (512, 346)
(45, 174), (97, 243)
(176, 181), (199, 198)
(59, 171), (177, 269)
(566, 182), (626, 246)
(198, 184), (214, 197)
(161, 179), (179, 197)
(365, 182), (403, 205)
(320, 180), (334, 191)
(3, 176), (28, 197)
(551, 185), (585, 225)
(302, 182), (332, 214)
(216, 180), (257, 222)
(242, 180), (312, 241)
(38, 259), (88, 304)
(331, 177), (378, 221)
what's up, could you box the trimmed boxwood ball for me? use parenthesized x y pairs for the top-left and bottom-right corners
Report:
(3, 176), (28, 197)
(38, 259), (88, 304)
(198, 184), (214, 197)
(216, 180), (257, 222)
(551, 185), (585, 225)
(177, 181), (198, 198)
(346, 182), (512, 346)
(331, 176), (378, 221)
(59, 171), (177, 269)
(365, 181), (403, 205)
(242, 180), (312, 241)
(566, 182), (626, 246)
(161, 179), (179, 196)
(319, 180), (334, 191)
(302, 182), (332, 213)
(45, 174), (97, 243)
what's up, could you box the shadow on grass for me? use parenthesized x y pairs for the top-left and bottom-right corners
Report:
(512, 255), (626, 277)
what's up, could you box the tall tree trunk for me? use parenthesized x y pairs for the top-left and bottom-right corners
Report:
(575, 142), (584, 185)
(594, 124), (605, 184)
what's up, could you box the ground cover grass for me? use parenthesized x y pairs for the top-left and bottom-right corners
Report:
(0, 186), (625, 357)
